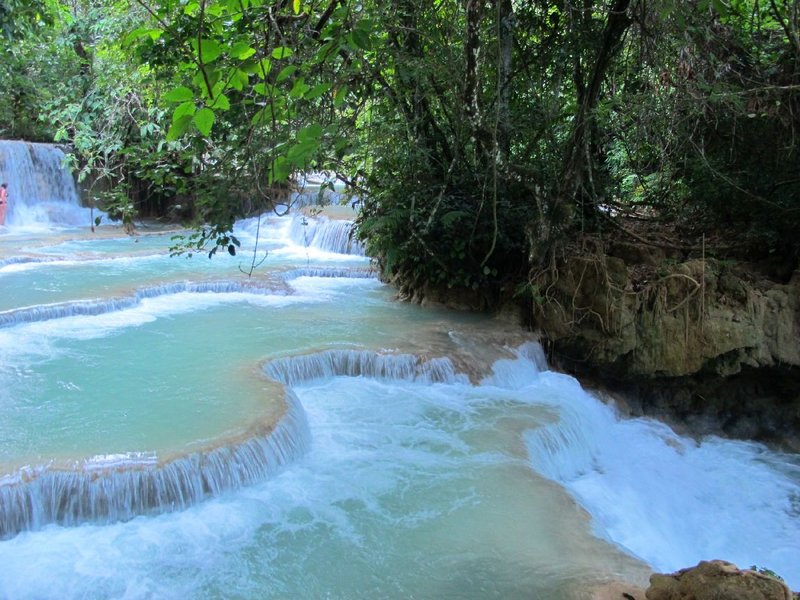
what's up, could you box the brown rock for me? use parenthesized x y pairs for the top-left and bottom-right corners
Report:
(645, 560), (793, 600)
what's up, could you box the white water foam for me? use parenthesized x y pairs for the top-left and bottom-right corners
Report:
(0, 278), (342, 349)
(0, 391), (310, 539)
(0, 344), (651, 599)
(0, 140), (102, 229)
(287, 215), (365, 255)
(505, 351), (800, 588)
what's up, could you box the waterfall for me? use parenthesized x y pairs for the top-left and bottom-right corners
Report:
(0, 279), (290, 328)
(0, 391), (310, 539)
(280, 266), (377, 280)
(0, 347), (467, 539)
(264, 349), (469, 386)
(288, 215), (365, 255)
(522, 369), (800, 585)
(0, 140), (92, 227)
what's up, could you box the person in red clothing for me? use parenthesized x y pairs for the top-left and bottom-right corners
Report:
(0, 183), (7, 225)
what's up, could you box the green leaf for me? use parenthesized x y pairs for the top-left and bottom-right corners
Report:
(173, 101), (197, 121)
(293, 0), (301, 14)
(334, 85), (348, 107)
(210, 93), (230, 110)
(711, 0), (729, 15)
(270, 156), (292, 183)
(251, 106), (269, 125)
(276, 65), (298, 82)
(349, 28), (372, 51)
(315, 40), (336, 63)
(211, 80), (226, 97)
(255, 58), (272, 79)
(167, 114), (193, 140)
(287, 139), (320, 165)
(124, 27), (162, 45)
(164, 86), (194, 103)
(225, 0), (244, 19)
(229, 69), (246, 91)
(272, 46), (294, 60)
(193, 107), (216, 136)
(254, 82), (277, 96)
(289, 78), (310, 98)
(193, 38), (222, 63)
(304, 83), (331, 100)
(252, 99), (288, 125)
(193, 68), (220, 93)
(297, 123), (323, 142)
(230, 41), (256, 60)
(241, 60), (260, 74)
(235, 69), (250, 88)
(334, 138), (350, 157)
(206, 3), (224, 17)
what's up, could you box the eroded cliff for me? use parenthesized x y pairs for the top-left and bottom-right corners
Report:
(530, 241), (800, 449)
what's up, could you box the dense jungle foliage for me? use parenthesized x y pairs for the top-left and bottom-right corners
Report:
(1, 0), (798, 303)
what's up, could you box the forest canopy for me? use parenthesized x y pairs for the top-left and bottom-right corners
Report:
(1, 0), (798, 302)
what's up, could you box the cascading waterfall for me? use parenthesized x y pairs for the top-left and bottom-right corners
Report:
(1, 177), (799, 598)
(264, 349), (469, 388)
(288, 214), (365, 255)
(0, 279), (291, 327)
(521, 361), (800, 587)
(0, 345), (471, 537)
(0, 392), (310, 539)
(0, 140), (94, 227)
(279, 266), (376, 280)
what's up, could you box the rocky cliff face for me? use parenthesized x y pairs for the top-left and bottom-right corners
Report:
(531, 242), (800, 449)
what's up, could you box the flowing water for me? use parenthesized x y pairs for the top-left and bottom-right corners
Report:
(0, 141), (97, 229)
(0, 141), (798, 598)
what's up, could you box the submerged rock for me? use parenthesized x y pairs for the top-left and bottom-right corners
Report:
(645, 560), (794, 600)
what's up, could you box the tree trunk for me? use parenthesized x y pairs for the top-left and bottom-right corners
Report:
(554, 0), (632, 228)
(496, 0), (513, 163)
(464, 0), (486, 158)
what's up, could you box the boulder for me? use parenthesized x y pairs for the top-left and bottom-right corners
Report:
(646, 560), (793, 600)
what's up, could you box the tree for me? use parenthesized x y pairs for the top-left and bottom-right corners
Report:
(10, 0), (796, 296)
(0, 0), (61, 140)
(117, 0), (374, 252)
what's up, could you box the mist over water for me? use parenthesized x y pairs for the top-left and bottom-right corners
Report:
(0, 152), (798, 596)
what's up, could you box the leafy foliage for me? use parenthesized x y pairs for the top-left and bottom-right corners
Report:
(4, 0), (799, 296)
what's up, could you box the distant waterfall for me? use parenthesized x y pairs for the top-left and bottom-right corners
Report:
(288, 215), (365, 255)
(0, 140), (91, 227)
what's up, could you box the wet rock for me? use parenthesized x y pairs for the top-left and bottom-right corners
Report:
(645, 560), (793, 600)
